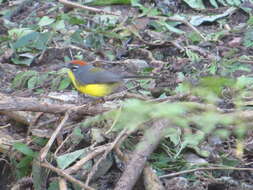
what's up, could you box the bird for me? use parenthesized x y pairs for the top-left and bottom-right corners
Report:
(66, 60), (154, 97)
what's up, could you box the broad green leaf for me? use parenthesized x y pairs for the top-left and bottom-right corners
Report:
(27, 76), (38, 89)
(165, 128), (181, 145)
(68, 16), (85, 25)
(48, 181), (59, 190)
(183, 0), (205, 9)
(58, 77), (71, 90)
(8, 28), (34, 39)
(13, 142), (36, 157)
(243, 27), (253, 47)
(229, 0), (241, 6)
(12, 31), (39, 49)
(131, 0), (141, 6)
(235, 76), (253, 89)
(51, 76), (62, 90)
(217, 0), (227, 6)
(162, 21), (185, 34)
(54, 20), (65, 31)
(11, 57), (34, 66)
(190, 7), (237, 26)
(57, 149), (86, 169)
(12, 70), (38, 88)
(86, 0), (131, 6)
(30, 32), (51, 50)
(210, 0), (219, 8)
(38, 16), (55, 27)
(16, 156), (33, 168)
(222, 157), (239, 167)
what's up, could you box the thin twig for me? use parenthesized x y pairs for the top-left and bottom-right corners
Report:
(85, 129), (128, 186)
(65, 144), (110, 174)
(58, 178), (68, 190)
(40, 111), (70, 161)
(39, 161), (94, 190)
(159, 166), (253, 179)
(58, 0), (120, 16)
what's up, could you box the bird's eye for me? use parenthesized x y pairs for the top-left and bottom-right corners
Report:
(71, 65), (79, 71)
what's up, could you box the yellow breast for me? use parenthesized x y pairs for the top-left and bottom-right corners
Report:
(67, 70), (118, 97)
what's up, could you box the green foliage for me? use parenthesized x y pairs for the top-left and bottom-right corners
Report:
(13, 142), (37, 157)
(57, 149), (87, 169)
(11, 69), (70, 91)
(12, 142), (38, 178)
(151, 152), (186, 171)
(86, 0), (131, 6)
(183, 0), (243, 9)
(243, 27), (253, 47)
(187, 32), (202, 44)
(47, 180), (59, 190)
(8, 14), (62, 65)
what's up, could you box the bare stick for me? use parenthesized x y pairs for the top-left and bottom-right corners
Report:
(58, 0), (120, 16)
(39, 161), (94, 190)
(58, 178), (68, 190)
(40, 111), (70, 161)
(159, 166), (253, 179)
(0, 93), (109, 115)
(143, 165), (165, 190)
(65, 144), (110, 174)
(115, 119), (170, 190)
(85, 129), (128, 186)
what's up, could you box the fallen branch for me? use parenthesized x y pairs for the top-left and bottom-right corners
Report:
(114, 119), (170, 190)
(85, 129), (128, 186)
(65, 144), (110, 174)
(0, 93), (109, 115)
(143, 165), (165, 190)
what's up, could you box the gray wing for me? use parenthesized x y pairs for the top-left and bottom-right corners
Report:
(74, 65), (122, 84)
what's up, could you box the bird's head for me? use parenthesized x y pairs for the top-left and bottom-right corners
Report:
(67, 60), (88, 72)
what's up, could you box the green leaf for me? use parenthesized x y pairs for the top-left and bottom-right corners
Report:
(58, 77), (71, 90)
(235, 76), (253, 89)
(16, 156), (33, 168)
(54, 20), (65, 31)
(131, 0), (141, 6)
(30, 32), (51, 50)
(12, 71), (38, 88)
(217, 0), (227, 6)
(210, 0), (219, 8)
(190, 7), (236, 26)
(71, 30), (83, 44)
(48, 181), (59, 190)
(165, 128), (181, 145)
(11, 57), (34, 66)
(38, 16), (55, 27)
(86, 0), (131, 6)
(222, 157), (239, 167)
(57, 149), (86, 169)
(8, 28), (35, 39)
(12, 31), (39, 49)
(162, 21), (185, 34)
(13, 142), (36, 157)
(68, 16), (85, 25)
(27, 76), (38, 89)
(183, 0), (205, 9)
(243, 27), (253, 47)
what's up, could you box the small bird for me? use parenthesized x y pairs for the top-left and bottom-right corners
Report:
(67, 60), (154, 97)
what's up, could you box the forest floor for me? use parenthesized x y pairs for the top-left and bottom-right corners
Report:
(1, 0), (253, 190)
